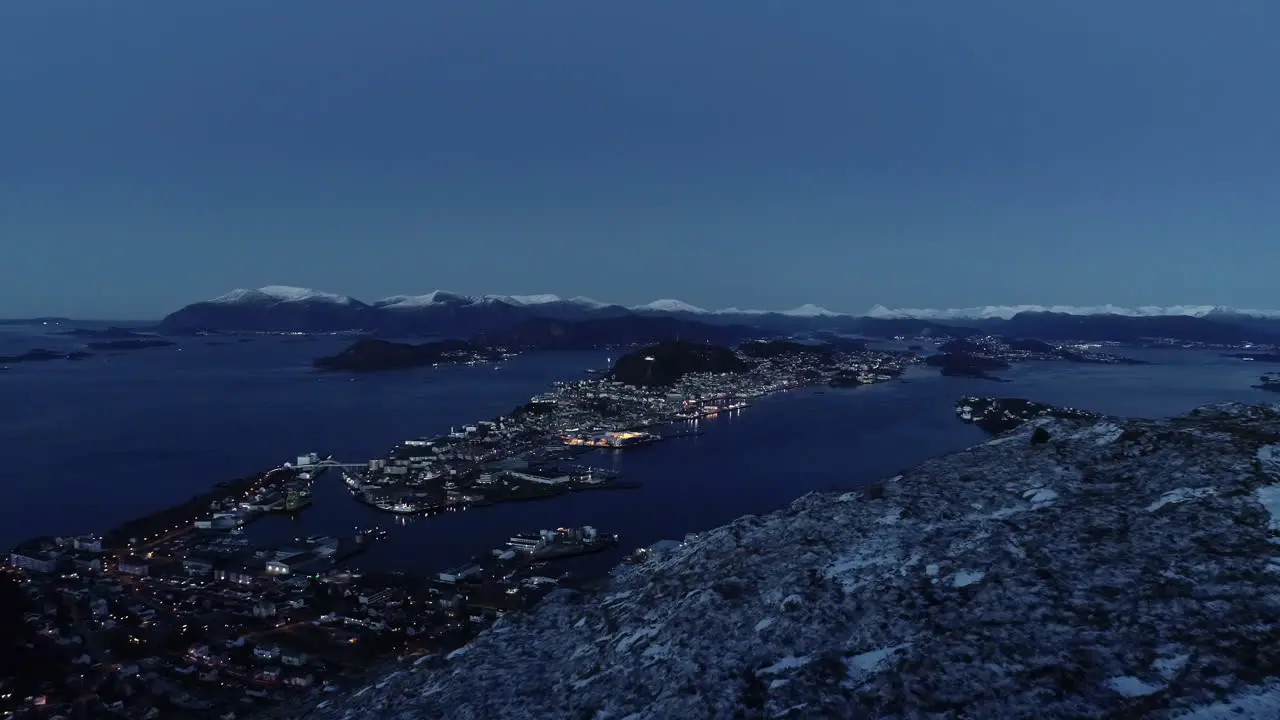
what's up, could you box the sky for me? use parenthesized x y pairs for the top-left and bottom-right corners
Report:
(2, 1), (1279, 319)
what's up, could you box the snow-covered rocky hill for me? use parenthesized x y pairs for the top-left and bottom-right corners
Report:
(275, 401), (1280, 719)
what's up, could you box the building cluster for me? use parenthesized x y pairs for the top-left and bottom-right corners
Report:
(3, 521), (568, 719)
(333, 344), (914, 520)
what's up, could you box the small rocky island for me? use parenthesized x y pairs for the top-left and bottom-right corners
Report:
(927, 336), (1145, 380)
(1225, 351), (1280, 362)
(607, 340), (750, 387)
(313, 338), (506, 372)
(86, 338), (176, 351)
(955, 396), (1102, 434)
(58, 326), (155, 340)
(1254, 373), (1280, 393)
(0, 348), (93, 364)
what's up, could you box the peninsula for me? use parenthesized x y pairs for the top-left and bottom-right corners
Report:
(332, 340), (914, 515)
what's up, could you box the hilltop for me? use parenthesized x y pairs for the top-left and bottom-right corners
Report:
(607, 341), (751, 387)
(278, 400), (1280, 719)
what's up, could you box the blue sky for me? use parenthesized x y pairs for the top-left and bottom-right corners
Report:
(3, 1), (1279, 319)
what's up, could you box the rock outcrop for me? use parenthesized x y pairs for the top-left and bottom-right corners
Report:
(279, 401), (1280, 719)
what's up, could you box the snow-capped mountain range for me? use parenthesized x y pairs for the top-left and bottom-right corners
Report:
(203, 285), (1280, 320)
(160, 285), (1280, 345)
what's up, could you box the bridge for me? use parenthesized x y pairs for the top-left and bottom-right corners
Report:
(291, 459), (368, 471)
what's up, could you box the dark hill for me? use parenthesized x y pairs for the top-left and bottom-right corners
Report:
(484, 315), (763, 350)
(607, 341), (750, 387)
(313, 338), (502, 372)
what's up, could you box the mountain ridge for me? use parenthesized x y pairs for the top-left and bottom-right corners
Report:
(157, 286), (1280, 345)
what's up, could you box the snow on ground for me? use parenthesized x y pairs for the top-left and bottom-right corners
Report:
(1148, 487), (1218, 512)
(1105, 675), (1164, 697)
(1023, 487), (1059, 508)
(844, 644), (911, 674)
(1255, 486), (1280, 530)
(1174, 683), (1280, 718)
(757, 655), (812, 676)
(951, 571), (985, 588)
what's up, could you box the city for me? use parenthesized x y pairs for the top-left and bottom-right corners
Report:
(1, 341), (915, 719)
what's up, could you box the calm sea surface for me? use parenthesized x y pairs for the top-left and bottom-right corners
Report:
(2, 323), (1275, 574)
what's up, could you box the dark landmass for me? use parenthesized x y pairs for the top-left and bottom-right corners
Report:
(955, 396), (1102, 435)
(0, 316), (74, 326)
(924, 340), (1011, 380)
(1254, 373), (1280, 393)
(58, 326), (154, 339)
(926, 336), (1144, 380)
(0, 348), (93, 363)
(159, 286), (1280, 347)
(480, 315), (763, 350)
(844, 317), (981, 339)
(86, 338), (176, 351)
(999, 310), (1277, 345)
(827, 371), (864, 388)
(738, 339), (835, 359)
(313, 338), (505, 372)
(607, 341), (750, 387)
(1225, 351), (1280, 362)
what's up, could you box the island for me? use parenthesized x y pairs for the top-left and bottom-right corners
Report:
(955, 396), (1101, 435)
(0, 348), (93, 363)
(1254, 373), (1280, 393)
(312, 338), (508, 372)
(1226, 351), (1280, 363)
(86, 338), (176, 351)
(926, 336), (1145, 380)
(58, 326), (158, 340)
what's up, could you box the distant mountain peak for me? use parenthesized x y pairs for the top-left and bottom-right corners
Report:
(634, 299), (708, 314)
(211, 286), (359, 306)
(375, 291), (474, 309)
(781, 303), (839, 317)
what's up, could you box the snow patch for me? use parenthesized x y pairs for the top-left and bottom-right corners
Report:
(1105, 675), (1164, 697)
(780, 304), (839, 317)
(1148, 487), (1218, 512)
(212, 286), (357, 305)
(1153, 652), (1190, 679)
(757, 655), (811, 675)
(1256, 486), (1280, 531)
(754, 618), (776, 632)
(1173, 682), (1280, 718)
(951, 571), (985, 588)
(446, 645), (470, 660)
(1022, 487), (1059, 508)
(845, 644), (911, 674)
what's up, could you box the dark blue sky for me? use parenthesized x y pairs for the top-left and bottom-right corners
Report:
(3, 1), (1279, 318)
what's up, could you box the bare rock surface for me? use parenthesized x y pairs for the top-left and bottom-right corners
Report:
(278, 401), (1280, 720)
